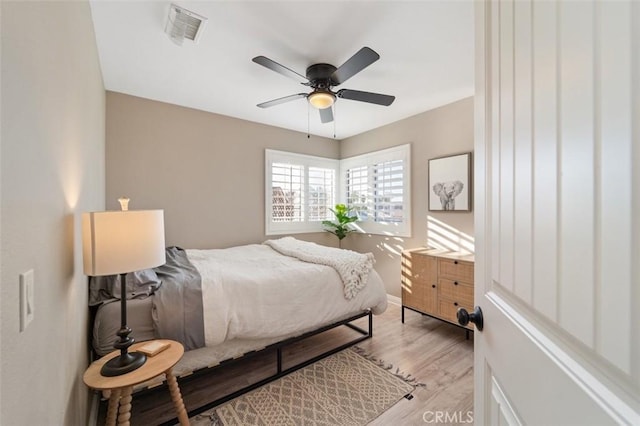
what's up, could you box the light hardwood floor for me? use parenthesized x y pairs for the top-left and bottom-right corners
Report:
(363, 303), (474, 426)
(97, 301), (474, 425)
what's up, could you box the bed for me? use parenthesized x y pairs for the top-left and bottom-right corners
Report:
(90, 237), (388, 395)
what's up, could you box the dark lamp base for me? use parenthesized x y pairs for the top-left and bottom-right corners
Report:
(100, 351), (147, 377)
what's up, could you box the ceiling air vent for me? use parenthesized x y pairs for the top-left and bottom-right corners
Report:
(165, 3), (208, 46)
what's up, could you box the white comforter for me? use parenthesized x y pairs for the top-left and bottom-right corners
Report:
(186, 244), (388, 347)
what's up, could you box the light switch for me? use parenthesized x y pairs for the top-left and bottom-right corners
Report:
(20, 269), (34, 332)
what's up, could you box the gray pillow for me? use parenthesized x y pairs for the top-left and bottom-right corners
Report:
(88, 269), (162, 306)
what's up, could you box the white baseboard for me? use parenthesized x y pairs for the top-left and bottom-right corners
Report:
(387, 294), (401, 306)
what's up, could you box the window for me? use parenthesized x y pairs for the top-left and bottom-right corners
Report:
(265, 150), (338, 235)
(340, 144), (411, 237)
(265, 145), (410, 237)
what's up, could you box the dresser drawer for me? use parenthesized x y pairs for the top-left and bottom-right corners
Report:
(438, 299), (474, 328)
(438, 258), (474, 282)
(438, 278), (473, 306)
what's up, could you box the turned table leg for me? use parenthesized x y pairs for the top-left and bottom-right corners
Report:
(166, 368), (189, 425)
(117, 386), (133, 426)
(105, 388), (121, 426)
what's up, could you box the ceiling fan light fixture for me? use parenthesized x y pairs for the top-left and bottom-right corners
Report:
(308, 91), (336, 109)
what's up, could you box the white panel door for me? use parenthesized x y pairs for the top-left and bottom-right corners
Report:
(473, 1), (640, 424)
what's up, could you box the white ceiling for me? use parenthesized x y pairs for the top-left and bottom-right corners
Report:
(90, 1), (474, 139)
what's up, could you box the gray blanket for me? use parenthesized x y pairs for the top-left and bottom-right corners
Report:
(89, 247), (205, 351)
(152, 247), (205, 351)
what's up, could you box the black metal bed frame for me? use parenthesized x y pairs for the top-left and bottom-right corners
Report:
(147, 309), (373, 425)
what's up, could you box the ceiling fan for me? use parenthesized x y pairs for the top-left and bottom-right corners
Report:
(252, 47), (395, 124)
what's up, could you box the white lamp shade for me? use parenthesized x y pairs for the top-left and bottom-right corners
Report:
(82, 210), (166, 276)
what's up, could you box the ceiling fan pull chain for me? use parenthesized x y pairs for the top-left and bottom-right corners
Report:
(333, 104), (337, 139)
(307, 102), (310, 139)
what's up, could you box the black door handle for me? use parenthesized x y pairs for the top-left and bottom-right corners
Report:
(457, 306), (483, 331)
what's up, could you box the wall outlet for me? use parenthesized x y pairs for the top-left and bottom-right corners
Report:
(19, 269), (34, 332)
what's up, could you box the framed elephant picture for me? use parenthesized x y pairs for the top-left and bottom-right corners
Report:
(428, 152), (472, 212)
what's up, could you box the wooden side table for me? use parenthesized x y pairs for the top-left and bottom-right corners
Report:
(83, 339), (189, 426)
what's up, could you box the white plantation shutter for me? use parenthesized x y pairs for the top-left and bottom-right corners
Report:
(271, 163), (304, 223)
(346, 165), (369, 220)
(308, 167), (335, 222)
(265, 150), (338, 234)
(341, 144), (411, 237)
(373, 159), (404, 223)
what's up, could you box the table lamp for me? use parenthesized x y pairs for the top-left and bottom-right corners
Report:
(82, 199), (165, 376)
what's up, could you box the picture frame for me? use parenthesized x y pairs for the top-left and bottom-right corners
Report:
(428, 152), (472, 212)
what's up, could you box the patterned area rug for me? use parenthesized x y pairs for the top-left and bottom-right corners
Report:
(190, 347), (421, 425)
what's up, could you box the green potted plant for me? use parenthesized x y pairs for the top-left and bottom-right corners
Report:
(322, 203), (358, 240)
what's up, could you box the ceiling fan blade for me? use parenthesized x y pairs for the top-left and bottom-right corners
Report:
(319, 107), (334, 123)
(257, 93), (308, 108)
(337, 89), (395, 106)
(252, 56), (308, 84)
(331, 47), (380, 85)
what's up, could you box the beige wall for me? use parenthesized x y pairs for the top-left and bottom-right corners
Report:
(0, 1), (105, 425)
(106, 92), (341, 249)
(340, 98), (474, 297)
